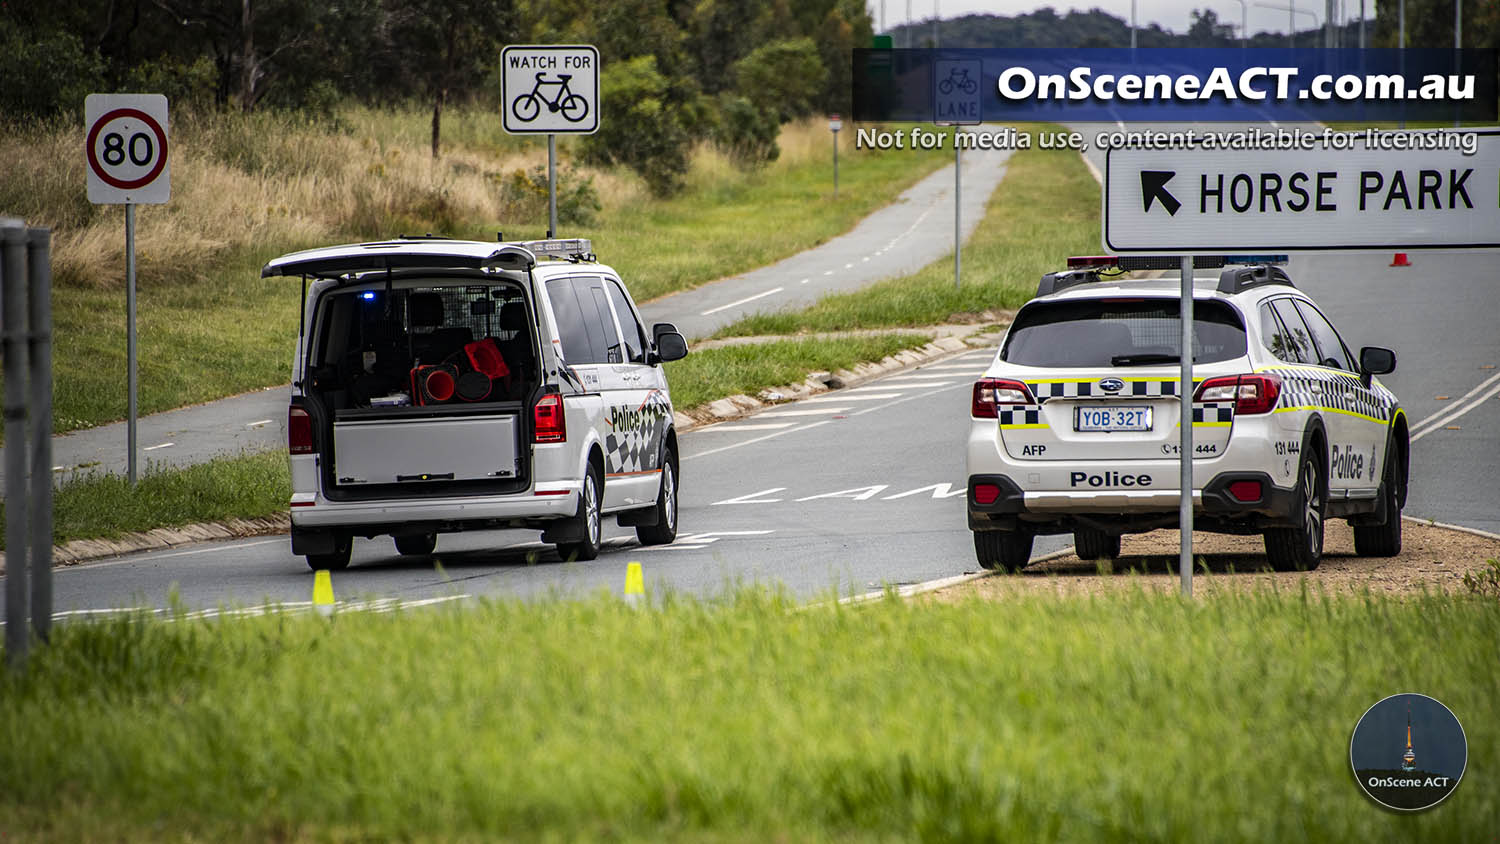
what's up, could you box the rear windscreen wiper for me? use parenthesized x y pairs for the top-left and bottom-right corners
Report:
(1110, 353), (1182, 366)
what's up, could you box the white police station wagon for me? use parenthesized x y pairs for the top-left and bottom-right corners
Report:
(265, 236), (688, 570)
(967, 256), (1408, 573)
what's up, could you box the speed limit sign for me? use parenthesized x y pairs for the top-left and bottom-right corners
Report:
(85, 94), (170, 204)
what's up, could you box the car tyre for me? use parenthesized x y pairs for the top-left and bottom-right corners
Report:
(557, 464), (603, 562)
(1264, 449), (1325, 571)
(635, 450), (678, 546)
(974, 529), (1033, 573)
(1074, 528), (1121, 560)
(1353, 438), (1405, 557)
(306, 533), (352, 572)
(394, 533), (437, 557)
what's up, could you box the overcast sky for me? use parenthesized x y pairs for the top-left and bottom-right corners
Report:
(873, 0), (1381, 39)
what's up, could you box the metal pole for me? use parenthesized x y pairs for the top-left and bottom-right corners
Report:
(1455, 0), (1462, 127)
(3, 222), (30, 667)
(1398, 0), (1405, 128)
(1131, 0), (1138, 51)
(953, 133), (960, 290)
(1239, 0), (1248, 46)
(126, 203), (138, 485)
(27, 228), (52, 643)
(547, 134), (557, 238)
(932, 0), (938, 47)
(1359, 0), (1365, 48)
(833, 128), (840, 198)
(1179, 256), (1194, 598)
(1289, 0), (1295, 47)
(906, 0), (912, 46)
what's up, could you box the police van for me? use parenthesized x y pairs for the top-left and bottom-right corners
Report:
(967, 256), (1408, 572)
(265, 236), (688, 570)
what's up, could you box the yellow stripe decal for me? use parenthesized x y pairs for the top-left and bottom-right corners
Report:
(1274, 405), (1388, 424)
(999, 423), (1051, 430)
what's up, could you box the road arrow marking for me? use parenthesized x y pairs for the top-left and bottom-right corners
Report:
(1141, 170), (1180, 216)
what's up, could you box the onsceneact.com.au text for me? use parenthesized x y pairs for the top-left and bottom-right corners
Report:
(854, 127), (1481, 156)
(996, 66), (1478, 103)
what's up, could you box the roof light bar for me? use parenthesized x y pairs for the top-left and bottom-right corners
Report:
(520, 238), (593, 260)
(1065, 256), (1117, 269)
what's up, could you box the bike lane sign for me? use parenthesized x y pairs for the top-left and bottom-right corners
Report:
(85, 93), (170, 204)
(502, 44), (599, 134)
(933, 59), (981, 125)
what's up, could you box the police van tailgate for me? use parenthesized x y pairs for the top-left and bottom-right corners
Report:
(332, 410), (520, 486)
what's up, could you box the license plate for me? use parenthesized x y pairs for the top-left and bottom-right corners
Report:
(1074, 405), (1152, 432)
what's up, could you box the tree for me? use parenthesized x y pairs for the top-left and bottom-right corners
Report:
(385, 0), (516, 158)
(580, 55), (694, 196)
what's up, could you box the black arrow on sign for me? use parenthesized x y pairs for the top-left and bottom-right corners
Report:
(1141, 170), (1180, 216)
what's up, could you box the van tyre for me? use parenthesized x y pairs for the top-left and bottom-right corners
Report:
(974, 529), (1034, 573)
(635, 450), (678, 546)
(1264, 449), (1324, 571)
(394, 533), (436, 556)
(1353, 439), (1405, 557)
(306, 533), (352, 571)
(557, 465), (603, 562)
(1074, 528), (1120, 561)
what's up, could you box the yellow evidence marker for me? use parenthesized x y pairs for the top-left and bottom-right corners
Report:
(624, 562), (644, 608)
(313, 569), (335, 617)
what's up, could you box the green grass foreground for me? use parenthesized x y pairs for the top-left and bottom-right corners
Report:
(1, 589), (1494, 840)
(717, 124), (1101, 336)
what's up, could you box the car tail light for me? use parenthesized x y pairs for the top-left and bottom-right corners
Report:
(1228, 480), (1263, 503)
(973, 483), (1001, 505)
(972, 378), (1034, 418)
(533, 393), (566, 443)
(288, 405), (314, 455)
(1194, 374), (1281, 415)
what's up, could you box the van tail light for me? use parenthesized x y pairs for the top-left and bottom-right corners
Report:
(972, 379), (1035, 419)
(533, 393), (566, 443)
(288, 405), (314, 454)
(1194, 374), (1281, 415)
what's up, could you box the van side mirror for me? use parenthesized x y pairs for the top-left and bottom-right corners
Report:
(652, 322), (679, 346)
(655, 331), (688, 363)
(1358, 346), (1395, 387)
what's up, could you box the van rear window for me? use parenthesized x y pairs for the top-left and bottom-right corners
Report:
(1001, 299), (1246, 367)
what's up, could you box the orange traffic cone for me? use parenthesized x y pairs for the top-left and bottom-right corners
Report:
(1390, 252), (1411, 267)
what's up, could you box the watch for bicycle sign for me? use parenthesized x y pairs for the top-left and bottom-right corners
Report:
(85, 94), (171, 204)
(502, 45), (599, 134)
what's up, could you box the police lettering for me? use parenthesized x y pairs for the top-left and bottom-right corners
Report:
(1070, 471), (1152, 487)
(1331, 444), (1365, 480)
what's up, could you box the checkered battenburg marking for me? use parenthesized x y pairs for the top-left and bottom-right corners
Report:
(1260, 367), (1395, 421)
(605, 391), (673, 474)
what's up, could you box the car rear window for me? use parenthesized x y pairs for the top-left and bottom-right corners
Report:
(1001, 298), (1247, 367)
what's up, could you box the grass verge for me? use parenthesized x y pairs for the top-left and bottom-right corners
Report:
(11, 334), (930, 548)
(1, 588), (1494, 840)
(715, 124), (1100, 336)
(0, 450), (289, 551)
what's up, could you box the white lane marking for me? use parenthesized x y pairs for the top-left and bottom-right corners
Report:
(882, 482), (966, 500)
(683, 419), (834, 460)
(1078, 151), (1104, 186)
(823, 270), (835, 276)
(706, 422), (797, 432)
(799, 277), (810, 284)
(753, 407), (851, 417)
(850, 384), (956, 418)
(144, 442), (174, 451)
(800, 393), (902, 403)
(862, 256), (870, 262)
(710, 488), (785, 505)
(1411, 370), (1500, 440)
(59, 537), (286, 570)
(844, 263), (854, 269)
(637, 544), (711, 551)
(700, 286), (784, 316)
(246, 419), (273, 428)
(863, 377), (955, 386)
(795, 485), (889, 502)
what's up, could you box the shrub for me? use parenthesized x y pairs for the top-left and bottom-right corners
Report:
(497, 165), (602, 227)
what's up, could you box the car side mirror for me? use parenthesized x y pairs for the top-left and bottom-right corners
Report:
(1358, 346), (1395, 387)
(655, 331), (688, 363)
(652, 322), (679, 346)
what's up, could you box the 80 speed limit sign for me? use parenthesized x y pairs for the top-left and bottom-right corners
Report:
(85, 93), (170, 204)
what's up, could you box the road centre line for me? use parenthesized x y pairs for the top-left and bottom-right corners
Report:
(1411, 370), (1500, 440)
(752, 407), (851, 417)
(800, 393), (903, 403)
(850, 383), (959, 418)
(682, 420), (833, 461)
(700, 286), (784, 316)
(706, 422), (797, 432)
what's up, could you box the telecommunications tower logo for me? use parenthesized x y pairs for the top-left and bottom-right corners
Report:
(1350, 693), (1466, 812)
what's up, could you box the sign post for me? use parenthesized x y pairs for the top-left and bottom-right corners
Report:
(501, 45), (600, 237)
(85, 93), (170, 485)
(1105, 129), (1500, 595)
(828, 114), (842, 197)
(933, 59), (980, 290)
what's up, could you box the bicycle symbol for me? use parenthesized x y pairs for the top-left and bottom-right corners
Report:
(938, 67), (978, 95)
(511, 73), (590, 123)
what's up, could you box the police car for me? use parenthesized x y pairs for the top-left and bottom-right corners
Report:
(967, 256), (1408, 572)
(265, 236), (688, 570)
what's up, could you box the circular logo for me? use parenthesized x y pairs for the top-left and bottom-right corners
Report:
(1350, 693), (1466, 812)
(86, 107), (169, 190)
(1098, 377), (1125, 393)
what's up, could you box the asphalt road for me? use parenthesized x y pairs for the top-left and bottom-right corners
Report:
(24, 347), (1061, 619)
(16, 134), (1012, 484)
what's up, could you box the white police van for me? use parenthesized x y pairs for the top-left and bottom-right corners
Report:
(967, 256), (1408, 572)
(265, 236), (688, 570)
